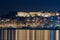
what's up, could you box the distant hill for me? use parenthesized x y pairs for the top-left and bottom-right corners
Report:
(0, 11), (17, 19)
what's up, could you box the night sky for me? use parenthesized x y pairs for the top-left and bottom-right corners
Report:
(0, 0), (60, 16)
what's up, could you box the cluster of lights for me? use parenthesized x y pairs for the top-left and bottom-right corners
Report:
(0, 12), (60, 28)
(16, 12), (60, 17)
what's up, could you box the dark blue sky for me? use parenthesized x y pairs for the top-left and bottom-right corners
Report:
(0, 0), (60, 16)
